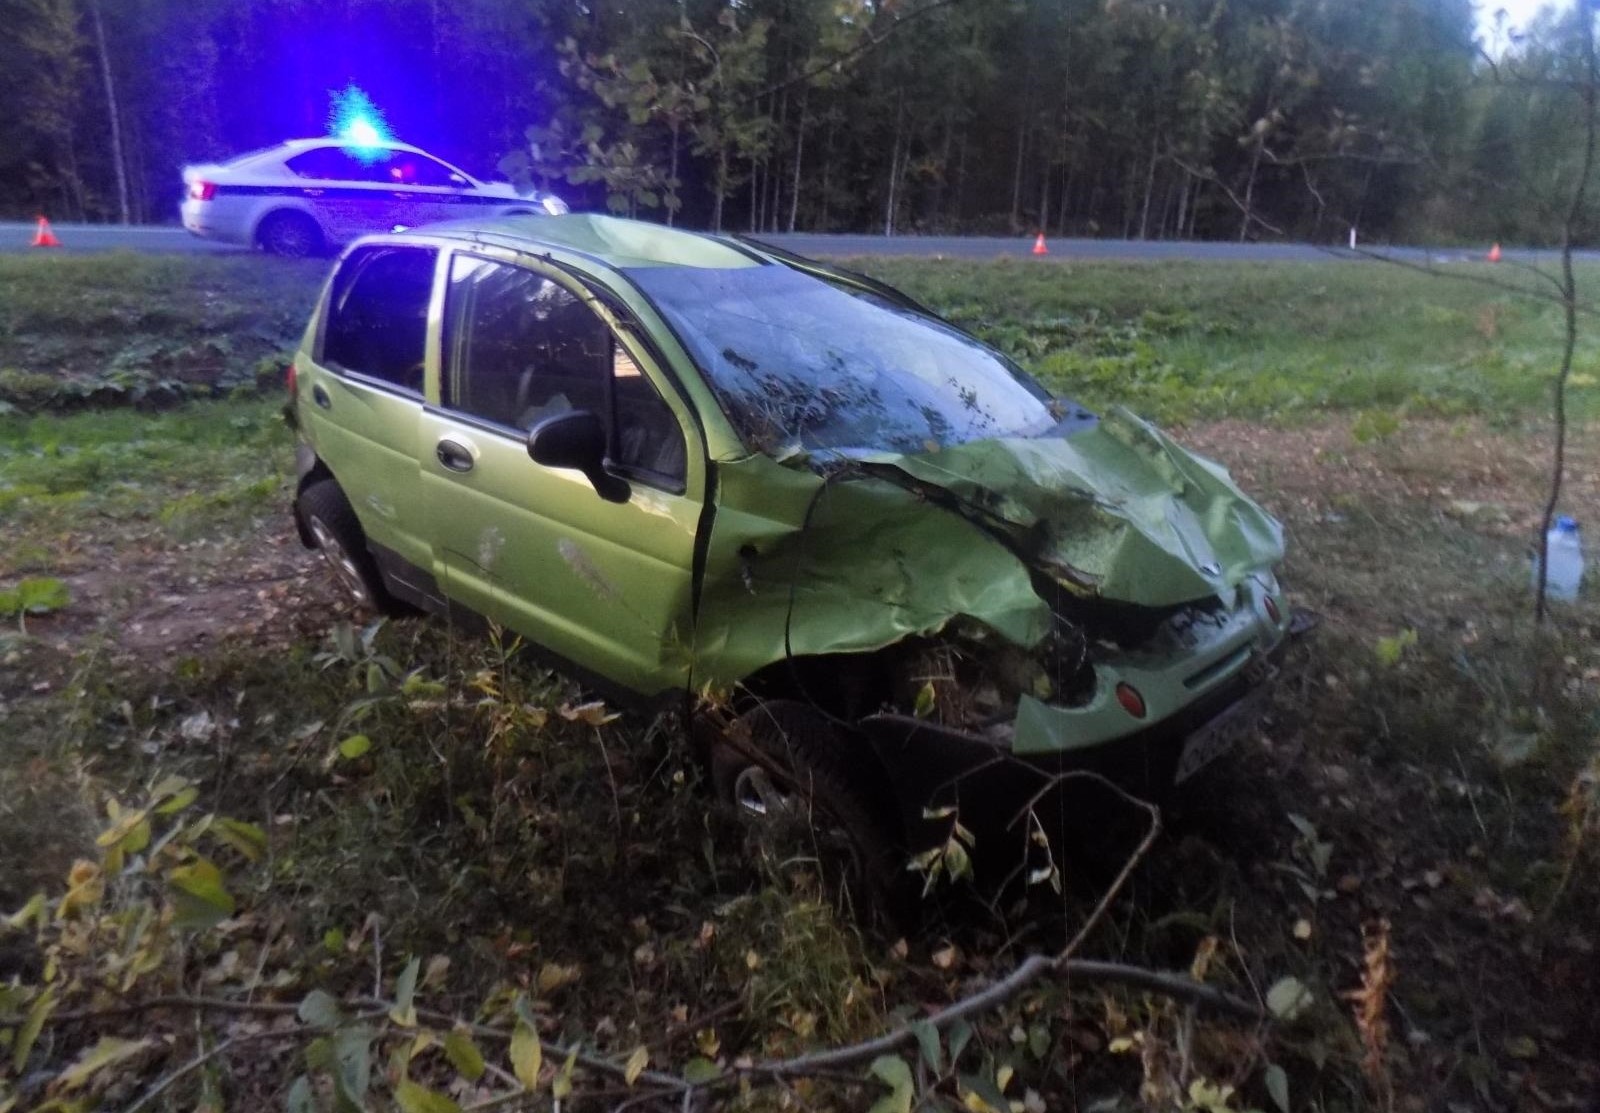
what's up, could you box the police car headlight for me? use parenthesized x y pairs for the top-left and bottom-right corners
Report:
(540, 195), (570, 216)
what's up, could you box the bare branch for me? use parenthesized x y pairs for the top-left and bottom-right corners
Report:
(739, 0), (962, 107)
(1166, 153), (1288, 238)
(1535, 4), (1597, 624)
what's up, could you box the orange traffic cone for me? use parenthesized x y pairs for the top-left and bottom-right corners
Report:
(1032, 232), (1048, 256)
(31, 216), (61, 248)
(1487, 242), (1502, 263)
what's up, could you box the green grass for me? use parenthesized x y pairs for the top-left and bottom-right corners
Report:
(2, 254), (1599, 1111)
(856, 257), (1600, 424)
(4, 252), (1597, 426)
(0, 397), (292, 572)
(0, 254), (323, 410)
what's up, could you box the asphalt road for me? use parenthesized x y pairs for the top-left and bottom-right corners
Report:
(0, 219), (1555, 264)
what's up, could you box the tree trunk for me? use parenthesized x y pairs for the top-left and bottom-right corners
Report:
(90, 0), (129, 224)
(1239, 136), (1263, 242)
(1137, 136), (1157, 241)
(1038, 165), (1049, 236)
(820, 114), (834, 232)
(885, 88), (904, 237)
(1174, 170), (1189, 241)
(788, 89), (807, 233)
(713, 141), (728, 233)
(667, 121), (680, 227)
(1009, 114), (1027, 233)
(1058, 165), (1072, 234)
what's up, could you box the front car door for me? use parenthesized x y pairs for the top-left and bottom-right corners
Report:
(418, 250), (703, 697)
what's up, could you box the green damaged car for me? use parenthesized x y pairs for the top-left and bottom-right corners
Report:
(289, 213), (1302, 902)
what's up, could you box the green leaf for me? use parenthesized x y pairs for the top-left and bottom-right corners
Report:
(6, 892), (46, 932)
(56, 1036), (151, 1090)
(286, 1074), (316, 1113)
(395, 1081), (462, 1113)
(624, 1045), (649, 1086)
(338, 734), (373, 760)
(298, 989), (345, 1029)
(913, 680), (937, 718)
(14, 577), (69, 615)
(682, 1056), (721, 1084)
(1374, 628), (1418, 667)
(948, 1018), (974, 1065)
(552, 1046), (577, 1100)
(1027, 1023), (1052, 1061)
(509, 1019), (542, 1088)
(390, 956), (420, 1027)
(443, 1028), (485, 1081)
(959, 1072), (1011, 1113)
(1266, 976), (1313, 1021)
(1264, 1063), (1290, 1113)
(13, 987), (56, 1073)
(154, 786), (200, 815)
(868, 1055), (914, 1113)
(214, 818), (268, 861)
(331, 1027), (374, 1110)
(167, 857), (235, 929)
(910, 1019), (942, 1073)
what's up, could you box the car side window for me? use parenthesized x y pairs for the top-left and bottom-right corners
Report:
(443, 256), (686, 485)
(286, 147), (361, 181)
(321, 246), (436, 393)
(395, 155), (457, 187)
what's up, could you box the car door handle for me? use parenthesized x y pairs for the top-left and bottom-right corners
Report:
(435, 438), (475, 473)
(312, 384), (331, 409)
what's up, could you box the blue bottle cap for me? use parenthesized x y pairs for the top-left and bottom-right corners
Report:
(1556, 515), (1579, 532)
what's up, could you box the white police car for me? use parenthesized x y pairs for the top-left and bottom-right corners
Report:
(180, 138), (568, 257)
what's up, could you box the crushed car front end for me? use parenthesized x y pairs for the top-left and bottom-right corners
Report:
(625, 254), (1304, 868)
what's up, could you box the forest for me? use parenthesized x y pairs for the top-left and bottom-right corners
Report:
(0, 0), (1593, 245)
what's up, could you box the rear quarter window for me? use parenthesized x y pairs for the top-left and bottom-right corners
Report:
(320, 246), (437, 393)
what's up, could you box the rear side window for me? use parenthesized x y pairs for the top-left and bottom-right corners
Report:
(321, 246), (436, 392)
(287, 146), (458, 187)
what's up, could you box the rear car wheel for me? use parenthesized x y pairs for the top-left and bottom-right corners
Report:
(298, 479), (395, 613)
(258, 211), (322, 258)
(710, 701), (911, 924)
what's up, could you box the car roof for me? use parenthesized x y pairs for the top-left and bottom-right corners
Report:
(278, 137), (435, 157)
(403, 214), (767, 271)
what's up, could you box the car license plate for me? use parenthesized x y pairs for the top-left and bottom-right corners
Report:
(1174, 682), (1270, 785)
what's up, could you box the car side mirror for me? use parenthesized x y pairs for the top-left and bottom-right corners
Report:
(449, 173), (468, 186)
(526, 410), (629, 503)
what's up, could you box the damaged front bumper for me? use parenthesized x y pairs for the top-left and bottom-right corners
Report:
(856, 581), (1310, 854)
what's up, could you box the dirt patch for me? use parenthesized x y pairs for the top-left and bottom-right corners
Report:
(1181, 415), (1600, 539)
(24, 524), (345, 665)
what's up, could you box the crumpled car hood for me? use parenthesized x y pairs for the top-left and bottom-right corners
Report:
(854, 407), (1284, 607)
(689, 407), (1284, 691)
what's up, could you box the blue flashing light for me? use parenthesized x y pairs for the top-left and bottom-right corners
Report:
(344, 117), (383, 147)
(328, 85), (393, 159)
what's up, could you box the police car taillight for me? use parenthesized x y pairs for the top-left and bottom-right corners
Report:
(188, 180), (217, 201)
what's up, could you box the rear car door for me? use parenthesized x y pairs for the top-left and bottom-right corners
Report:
(285, 146), (428, 240)
(298, 244), (440, 577)
(419, 250), (703, 696)
(387, 153), (476, 227)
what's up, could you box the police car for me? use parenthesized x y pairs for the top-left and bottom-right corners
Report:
(179, 138), (568, 256)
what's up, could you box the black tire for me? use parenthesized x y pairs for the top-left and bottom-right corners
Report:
(710, 701), (912, 925)
(297, 479), (397, 613)
(257, 211), (323, 258)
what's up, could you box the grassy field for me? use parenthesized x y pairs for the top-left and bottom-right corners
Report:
(1, 253), (1598, 1112)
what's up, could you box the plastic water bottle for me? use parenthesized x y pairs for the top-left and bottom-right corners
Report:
(1533, 516), (1585, 601)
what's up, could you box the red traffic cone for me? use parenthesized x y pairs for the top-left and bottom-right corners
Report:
(31, 216), (61, 248)
(1032, 231), (1049, 256)
(1487, 242), (1502, 263)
